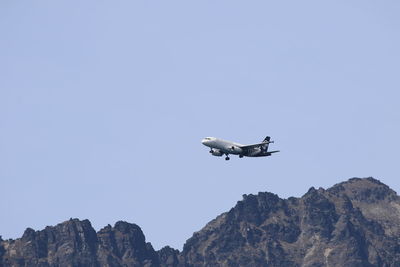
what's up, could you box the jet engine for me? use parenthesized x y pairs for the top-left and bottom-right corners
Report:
(210, 149), (223, 156)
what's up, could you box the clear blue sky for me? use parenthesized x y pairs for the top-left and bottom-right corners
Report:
(1, 1), (400, 250)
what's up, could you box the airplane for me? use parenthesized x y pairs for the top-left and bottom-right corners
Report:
(201, 136), (279, 160)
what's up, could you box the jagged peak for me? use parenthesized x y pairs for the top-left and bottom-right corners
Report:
(238, 191), (281, 208)
(331, 177), (386, 188)
(301, 186), (328, 200)
(158, 245), (179, 253)
(349, 177), (383, 184)
(114, 220), (142, 232)
(158, 246), (180, 266)
(19, 218), (93, 241)
(327, 177), (398, 202)
(67, 217), (91, 224)
(307, 186), (317, 193)
(235, 191), (281, 211)
(21, 227), (35, 241)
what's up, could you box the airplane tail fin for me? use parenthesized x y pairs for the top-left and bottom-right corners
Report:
(262, 136), (270, 143)
(262, 136), (272, 143)
(262, 136), (272, 151)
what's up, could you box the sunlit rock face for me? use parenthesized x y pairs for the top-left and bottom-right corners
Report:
(0, 220), (159, 267)
(1, 177), (400, 267)
(179, 177), (400, 267)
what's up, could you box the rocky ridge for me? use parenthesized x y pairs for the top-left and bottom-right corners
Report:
(1, 177), (400, 266)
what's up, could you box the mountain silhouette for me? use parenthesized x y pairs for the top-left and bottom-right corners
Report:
(2, 177), (400, 266)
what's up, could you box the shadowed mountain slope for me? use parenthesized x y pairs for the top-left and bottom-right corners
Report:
(1, 177), (400, 266)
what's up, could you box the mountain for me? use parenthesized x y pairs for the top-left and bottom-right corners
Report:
(1, 177), (400, 266)
(0, 220), (162, 267)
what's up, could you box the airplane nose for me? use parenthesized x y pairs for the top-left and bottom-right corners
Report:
(202, 138), (210, 145)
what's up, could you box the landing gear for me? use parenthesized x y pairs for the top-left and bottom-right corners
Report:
(239, 155), (243, 158)
(225, 156), (230, 161)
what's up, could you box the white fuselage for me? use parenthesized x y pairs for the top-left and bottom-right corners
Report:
(201, 137), (243, 155)
(201, 136), (279, 160)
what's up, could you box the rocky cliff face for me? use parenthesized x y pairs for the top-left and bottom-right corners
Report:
(0, 220), (160, 267)
(180, 177), (400, 267)
(2, 177), (400, 267)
